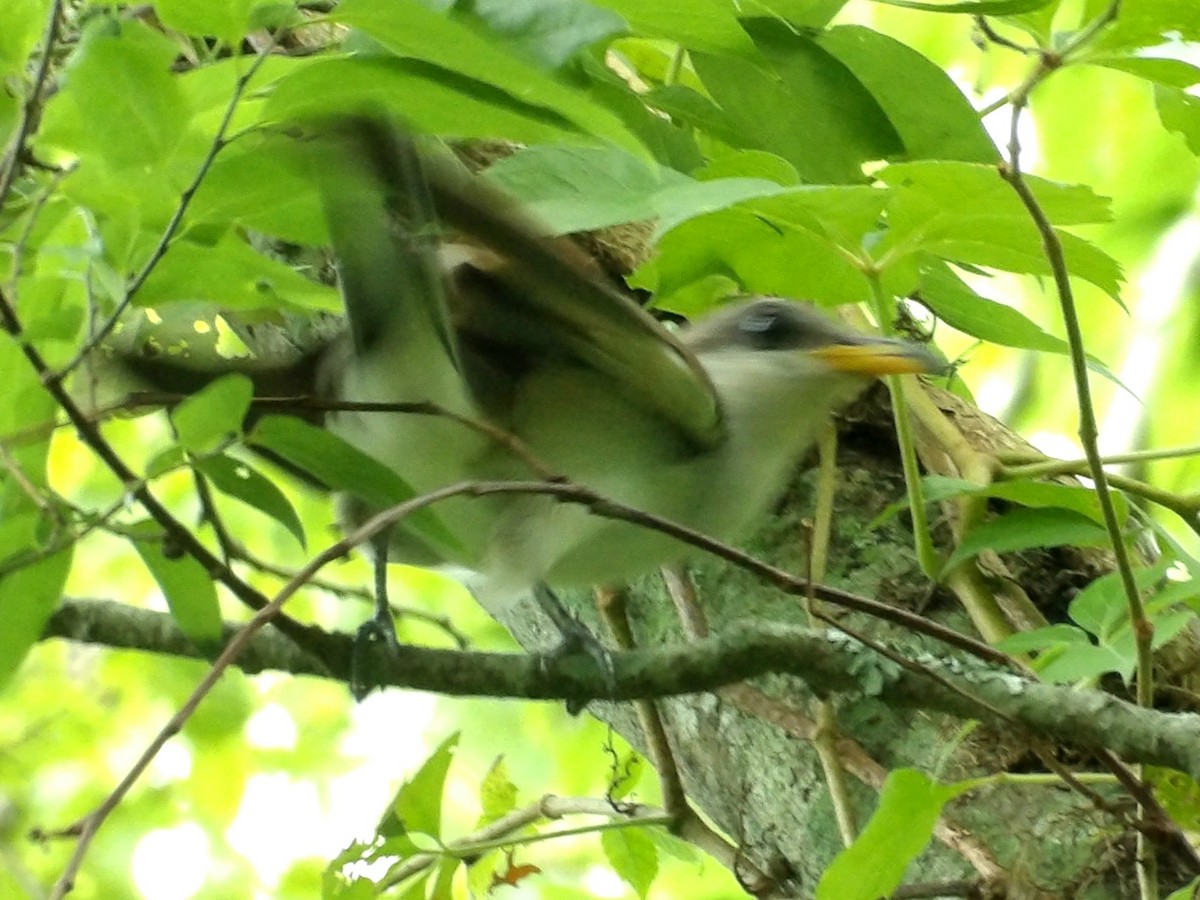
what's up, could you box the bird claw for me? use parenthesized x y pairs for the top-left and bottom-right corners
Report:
(350, 606), (401, 701)
(535, 607), (618, 715)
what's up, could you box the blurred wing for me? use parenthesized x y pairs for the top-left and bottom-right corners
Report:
(306, 114), (724, 451)
(307, 117), (459, 372)
(420, 132), (725, 451)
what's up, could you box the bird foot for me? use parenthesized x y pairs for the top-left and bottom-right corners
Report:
(350, 608), (401, 701)
(533, 588), (618, 715)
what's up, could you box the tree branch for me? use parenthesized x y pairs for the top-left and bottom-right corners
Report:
(45, 599), (1200, 780)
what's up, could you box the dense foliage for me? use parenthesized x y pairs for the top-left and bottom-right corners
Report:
(3, 0), (1200, 898)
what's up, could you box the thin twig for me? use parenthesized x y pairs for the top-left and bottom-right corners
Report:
(0, 0), (62, 211)
(805, 425), (858, 846)
(378, 794), (672, 889)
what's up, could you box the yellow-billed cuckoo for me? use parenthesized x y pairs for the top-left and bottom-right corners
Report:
(120, 117), (941, 692)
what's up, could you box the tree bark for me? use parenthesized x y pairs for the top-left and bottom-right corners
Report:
(494, 385), (1192, 899)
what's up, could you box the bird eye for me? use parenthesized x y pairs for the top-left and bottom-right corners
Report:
(737, 302), (792, 348)
(740, 309), (778, 335)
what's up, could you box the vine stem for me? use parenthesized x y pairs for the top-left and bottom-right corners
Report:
(992, 1), (1160, 895)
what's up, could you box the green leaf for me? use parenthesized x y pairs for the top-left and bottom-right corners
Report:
(247, 416), (462, 558)
(334, 0), (646, 156)
(917, 260), (1071, 354)
(194, 453), (307, 549)
(643, 827), (701, 863)
(870, 0), (1052, 10)
(265, 56), (582, 147)
(693, 19), (902, 183)
(875, 473), (1126, 528)
(479, 757), (519, 824)
(128, 520), (224, 651)
(484, 144), (789, 236)
(642, 84), (750, 148)
(171, 374), (254, 453)
(0, 334), (56, 489)
(697, 149), (801, 185)
(921, 256), (1137, 398)
(1148, 576), (1200, 617)
(154, 0), (254, 43)
(137, 234), (341, 313)
(0, 542), (72, 689)
(1152, 767), (1200, 833)
(748, 185), (891, 252)
(1068, 562), (1169, 638)
(600, 827), (659, 899)
(941, 507), (1112, 576)
(1166, 877), (1200, 900)
(645, 206), (872, 304)
(654, 273), (742, 316)
(750, 0), (847, 28)
(590, 0), (765, 61)
(878, 160), (1113, 227)
(815, 26), (998, 164)
(1036, 642), (1129, 683)
(189, 137), (329, 246)
(817, 770), (973, 899)
(1089, 56), (1200, 90)
(0, 0), (47, 78)
(378, 732), (460, 839)
(995, 623), (1091, 654)
(877, 161), (1122, 301)
(429, 856), (460, 899)
(1091, 1), (1200, 53)
(463, 0), (628, 69)
(1155, 85), (1200, 156)
(37, 18), (191, 172)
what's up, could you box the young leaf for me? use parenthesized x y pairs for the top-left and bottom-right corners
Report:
(37, 18), (191, 172)
(872, 0), (1052, 11)
(460, 0), (627, 70)
(591, 0), (766, 62)
(334, 0), (646, 156)
(128, 520), (223, 652)
(266, 56), (583, 148)
(692, 25), (900, 184)
(154, 0), (255, 44)
(601, 827), (659, 899)
(247, 416), (463, 558)
(995, 623), (1091, 655)
(1155, 86), (1200, 156)
(1035, 642), (1129, 684)
(871, 474), (1126, 529)
(171, 374), (254, 453)
(193, 453), (307, 549)
(609, 749), (647, 802)
(378, 732), (460, 839)
(940, 507), (1111, 576)
(479, 757), (519, 824)
(816, 26), (997, 164)
(484, 143), (788, 236)
(0, 542), (72, 689)
(816, 769), (973, 900)
(137, 235), (341, 313)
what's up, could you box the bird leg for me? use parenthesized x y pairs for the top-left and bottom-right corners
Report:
(350, 533), (402, 701)
(533, 582), (617, 714)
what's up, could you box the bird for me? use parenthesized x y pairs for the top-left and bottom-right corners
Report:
(117, 116), (942, 694)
